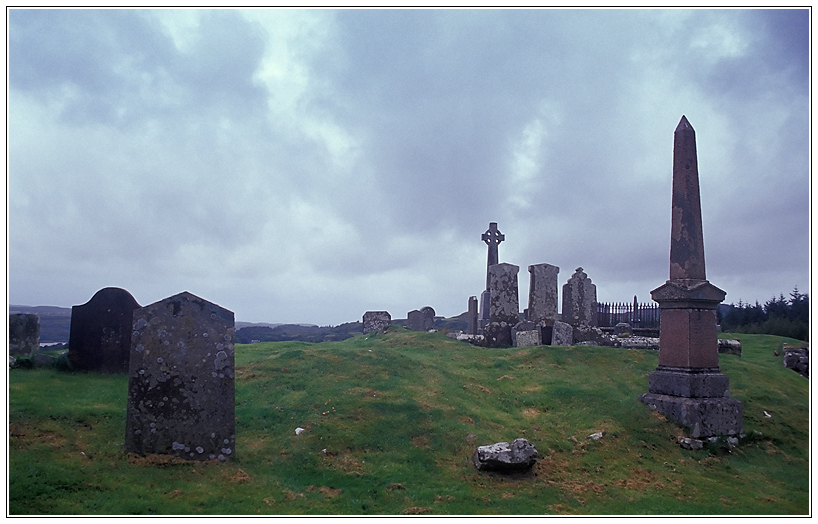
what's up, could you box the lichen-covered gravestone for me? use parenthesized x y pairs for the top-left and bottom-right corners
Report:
(362, 311), (391, 334)
(125, 291), (236, 461)
(9, 313), (39, 357)
(561, 267), (597, 327)
(68, 287), (141, 373)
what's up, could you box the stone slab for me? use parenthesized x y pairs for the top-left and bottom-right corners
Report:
(488, 263), (519, 325)
(551, 321), (573, 346)
(9, 313), (39, 357)
(648, 367), (731, 398)
(362, 311), (391, 334)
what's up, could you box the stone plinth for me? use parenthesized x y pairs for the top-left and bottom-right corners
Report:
(125, 292), (235, 460)
(484, 263), (519, 347)
(68, 287), (141, 373)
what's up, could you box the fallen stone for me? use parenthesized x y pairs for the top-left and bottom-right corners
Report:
(718, 338), (742, 357)
(614, 336), (660, 349)
(472, 438), (538, 473)
(678, 437), (703, 450)
(587, 431), (603, 440)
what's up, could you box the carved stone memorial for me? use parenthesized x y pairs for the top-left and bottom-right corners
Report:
(9, 313), (39, 357)
(68, 287), (141, 373)
(467, 296), (478, 335)
(125, 291), (236, 460)
(479, 222), (504, 326)
(527, 263), (560, 326)
(561, 267), (597, 328)
(639, 116), (743, 438)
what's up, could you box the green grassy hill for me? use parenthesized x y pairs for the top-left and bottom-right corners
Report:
(8, 330), (809, 515)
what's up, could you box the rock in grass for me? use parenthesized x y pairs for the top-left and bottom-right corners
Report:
(472, 438), (538, 473)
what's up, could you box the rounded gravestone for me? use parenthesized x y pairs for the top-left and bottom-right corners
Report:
(68, 287), (141, 373)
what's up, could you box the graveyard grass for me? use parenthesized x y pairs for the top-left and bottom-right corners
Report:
(8, 330), (809, 515)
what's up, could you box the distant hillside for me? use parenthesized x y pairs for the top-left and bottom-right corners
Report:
(235, 322), (363, 344)
(9, 305), (72, 343)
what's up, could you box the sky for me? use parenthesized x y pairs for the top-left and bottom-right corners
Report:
(7, 8), (811, 326)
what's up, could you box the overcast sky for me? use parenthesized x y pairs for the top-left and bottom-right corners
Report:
(8, 8), (810, 326)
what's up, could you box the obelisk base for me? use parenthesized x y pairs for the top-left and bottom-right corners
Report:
(639, 391), (743, 438)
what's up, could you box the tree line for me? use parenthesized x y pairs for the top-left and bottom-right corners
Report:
(719, 288), (809, 342)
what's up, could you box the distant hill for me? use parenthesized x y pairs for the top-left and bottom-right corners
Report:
(9, 305), (72, 343)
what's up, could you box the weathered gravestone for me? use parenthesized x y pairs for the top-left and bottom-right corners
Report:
(68, 287), (141, 373)
(407, 306), (435, 331)
(484, 263), (519, 347)
(639, 116), (742, 438)
(562, 267), (597, 327)
(125, 291), (236, 460)
(551, 320), (573, 346)
(467, 296), (479, 335)
(527, 263), (560, 326)
(9, 313), (39, 357)
(362, 311), (391, 334)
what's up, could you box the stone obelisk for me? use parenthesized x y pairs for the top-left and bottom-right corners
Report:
(639, 116), (743, 439)
(478, 222), (504, 328)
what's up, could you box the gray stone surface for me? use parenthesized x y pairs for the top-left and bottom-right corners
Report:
(514, 330), (541, 347)
(527, 263), (559, 326)
(473, 438), (538, 473)
(407, 306), (435, 332)
(648, 367), (731, 398)
(68, 287), (141, 373)
(484, 322), (514, 348)
(125, 291), (236, 461)
(782, 345), (808, 377)
(9, 313), (39, 357)
(561, 267), (597, 327)
(551, 321), (573, 346)
(614, 322), (632, 337)
(362, 311), (391, 334)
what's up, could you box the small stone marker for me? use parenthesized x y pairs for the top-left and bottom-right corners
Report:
(639, 116), (743, 438)
(68, 287), (141, 373)
(125, 291), (236, 461)
(473, 438), (538, 473)
(407, 306), (435, 331)
(9, 313), (39, 357)
(362, 311), (391, 334)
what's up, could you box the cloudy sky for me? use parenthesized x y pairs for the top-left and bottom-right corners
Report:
(8, 8), (810, 326)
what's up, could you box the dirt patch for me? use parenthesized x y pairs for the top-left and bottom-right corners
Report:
(522, 407), (541, 418)
(229, 469), (251, 483)
(402, 507), (431, 515)
(9, 423), (66, 449)
(411, 436), (430, 449)
(128, 453), (205, 467)
(323, 450), (365, 475)
(308, 485), (342, 498)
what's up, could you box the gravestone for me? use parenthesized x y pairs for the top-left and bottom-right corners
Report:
(484, 263), (519, 347)
(551, 320), (573, 346)
(9, 313), (39, 357)
(467, 296), (478, 335)
(639, 116), (742, 438)
(407, 306), (435, 331)
(527, 263), (560, 326)
(561, 267), (597, 327)
(125, 291), (236, 460)
(362, 311), (391, 334)
(68, 287), (141, 373)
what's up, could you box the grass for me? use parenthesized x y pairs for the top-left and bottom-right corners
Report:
(8, 330), (809, 515)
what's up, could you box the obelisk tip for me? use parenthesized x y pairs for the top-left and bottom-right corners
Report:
(675, 115), (693, 133)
